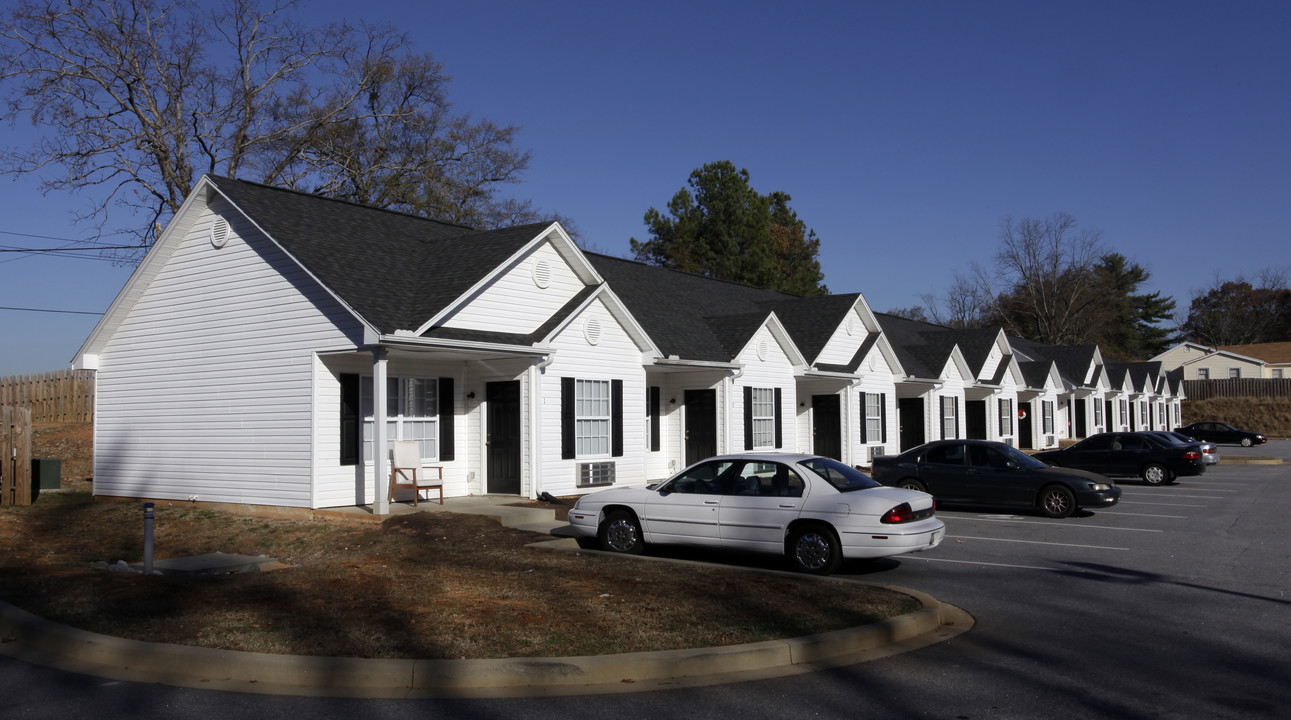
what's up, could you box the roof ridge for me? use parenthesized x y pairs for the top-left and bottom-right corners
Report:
(583, 251), (806, 300)
(207, 174), (478, 233)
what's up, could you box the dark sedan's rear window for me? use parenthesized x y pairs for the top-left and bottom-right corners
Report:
(801, 457), (881, 491)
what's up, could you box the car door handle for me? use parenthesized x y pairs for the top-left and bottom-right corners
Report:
(704, 500), (719, 505)
(779, 504), (796, 508)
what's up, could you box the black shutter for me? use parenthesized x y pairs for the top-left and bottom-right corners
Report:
(438, 377), (454, 461)
(743, 386), (753, 450)
(859, 391), (868, 443)
(340, 373), (359, 466)
(880, 393), (888, 443)
(774, 388), (783, 449)
(649, 386), (660, 452)
(612, 379), (623, 457)
(561, 377), (575, 459)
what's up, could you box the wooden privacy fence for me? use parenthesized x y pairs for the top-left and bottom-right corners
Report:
(2, 406), (33, 506)
(1183, 378), (1291, 401)
(0, 369), (95, 423)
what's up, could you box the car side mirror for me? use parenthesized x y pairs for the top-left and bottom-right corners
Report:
(1005, 460), (1019, 470)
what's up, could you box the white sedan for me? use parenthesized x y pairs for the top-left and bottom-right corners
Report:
(568, 453), (945, 575)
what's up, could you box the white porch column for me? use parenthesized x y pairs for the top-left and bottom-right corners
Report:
(373, 347), (390, 516)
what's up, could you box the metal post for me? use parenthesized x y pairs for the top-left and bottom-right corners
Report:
(143, 502), (154, 574)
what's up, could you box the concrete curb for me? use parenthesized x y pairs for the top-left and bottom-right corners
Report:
(0, 588), (970, 698)
(1219, 456), (1282, 465)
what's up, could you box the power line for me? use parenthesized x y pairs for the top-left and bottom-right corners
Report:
(0, 305), (104, 316)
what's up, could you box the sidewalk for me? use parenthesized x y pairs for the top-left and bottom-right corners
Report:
(0, 496), (970, 698)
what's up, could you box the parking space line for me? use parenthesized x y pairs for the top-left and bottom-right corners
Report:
(1096, 511), (1187, 518)
(948, 535), (1129, 550)
(1169, 487), (1239, 492)
(1118, 500), (1205, 507)
(1123, 493), (1223, 499)
(941, 516), (1162, 532)
(906, 557), (1059, 571)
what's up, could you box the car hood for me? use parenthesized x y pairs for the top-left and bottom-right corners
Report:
(1040, 465), (1111, 483)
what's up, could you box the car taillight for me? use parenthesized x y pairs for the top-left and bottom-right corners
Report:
(881, 502), (914, 524)
(1184, 450), (1201, 460)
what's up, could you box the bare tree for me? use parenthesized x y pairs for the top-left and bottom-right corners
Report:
(918, 272), (991, 329)
(977, 213), (1108, 345)
(1, 0), (547, 261)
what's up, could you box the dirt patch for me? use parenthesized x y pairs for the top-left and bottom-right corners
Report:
(2, 424), (921, 660)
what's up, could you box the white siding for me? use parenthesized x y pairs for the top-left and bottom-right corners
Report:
(537, 297), (648, 496)
(731, 326), (797, 453)
(94, 200), (362, 507)
(438, 242), (585, 334)
(814, 307), (866, 365)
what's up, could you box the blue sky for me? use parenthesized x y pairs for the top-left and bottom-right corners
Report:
(3, 0), (1289, 376)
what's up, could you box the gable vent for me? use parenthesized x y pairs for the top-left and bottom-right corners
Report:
(584, 318), (602, 345)
(756, 339), (769, 361)
(209, 217), (229, 248)
(532, 259), (552, 288)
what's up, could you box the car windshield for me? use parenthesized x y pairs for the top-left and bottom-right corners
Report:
(996, 443), (1049, 470)
(800, 457), (881, 491)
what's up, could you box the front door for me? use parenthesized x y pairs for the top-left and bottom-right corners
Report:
(965, 400), (987, 440)
(811, 394), (841, 460)
(1075, 399), (1088, 438)
(486, 381), (521, 494)
(1019, 402), (1034, 449)
(684, 389), (717, 465)
(898, 397), (926, 451)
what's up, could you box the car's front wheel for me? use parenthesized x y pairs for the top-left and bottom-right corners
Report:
(1141, 463), (1169, 486)
(1241, 437), (1254, 447)
(1039, 485), (1076, 518)
(787, 523), (842, 575)
(598, 510), (644, 554)
(897, 478), (927, 493)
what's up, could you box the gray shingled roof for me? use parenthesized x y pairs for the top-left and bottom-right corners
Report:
(209, 176), (548, 334)
(873, 313), (961, 379)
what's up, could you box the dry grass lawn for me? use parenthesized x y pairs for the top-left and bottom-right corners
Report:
(0, 423), (920, 660)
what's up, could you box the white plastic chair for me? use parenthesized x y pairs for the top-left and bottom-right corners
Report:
(388, 440), (443, 506)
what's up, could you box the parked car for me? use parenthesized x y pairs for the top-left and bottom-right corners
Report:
(1034, 431), (1205, 485)
(870, 439), (1120, 518)
(567, 453), (944, 575)
(1151, 431), (1220, 465)
(1175, 421), (1268, 447)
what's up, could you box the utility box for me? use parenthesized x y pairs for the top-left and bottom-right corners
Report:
(32, 458), (62, 499)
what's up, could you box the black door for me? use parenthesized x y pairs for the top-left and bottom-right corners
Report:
(1105, 399), (1114, 431)
(965, 400), (987, 440)
(811, 394), (841, 460)
(1019, 401), (1034, 449)
(898, 397), (925, 451)
(1075, 399), (1088, 438)
(486, 381), (521, 494)
(684, 389), (717, 465)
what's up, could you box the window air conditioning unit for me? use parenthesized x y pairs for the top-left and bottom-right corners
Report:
(577, 462), (616, 488)
(868, 446), (886, 463)
(1045, 435), (1055, 446)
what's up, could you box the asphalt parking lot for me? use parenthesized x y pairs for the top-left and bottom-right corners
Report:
(3, 441), (1287, 719)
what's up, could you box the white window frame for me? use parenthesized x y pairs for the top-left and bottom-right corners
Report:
(1273, 368), (1284, 379)
(1042, 401), (1054, 434)
(575, 379), (612, 458)
(998, 398), (1013, 437)
(751, 387), (776, 449)
(1093, 399), (1104, 430)
(361, 375), (439, 463)
(1119, 399), (1128, 427)
(1228, 367), (1241, 379)
(941, 396), (958, 440)
(865, 393), (884, 443)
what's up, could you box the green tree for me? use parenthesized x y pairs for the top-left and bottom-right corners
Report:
(1087, 253), (1176, 360)
(1179, 272), (1291, 346)
(629, 161), (827, 296)
(0, 0), (551, 261)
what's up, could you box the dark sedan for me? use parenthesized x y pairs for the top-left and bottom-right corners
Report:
(1175, 421), (1268, 447)
(1034, 431), (1205, 485)
(871, 439), (1121, 518)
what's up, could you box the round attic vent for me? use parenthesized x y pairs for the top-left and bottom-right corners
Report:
(532, 259), (552, 288)
(756, 339), (769, 361)
(209, 217), (229, 248)
(845, 316), (856, 336)
(584, 317), (602, 345)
